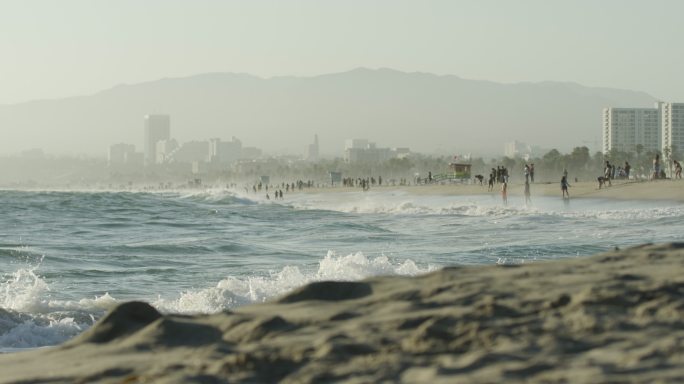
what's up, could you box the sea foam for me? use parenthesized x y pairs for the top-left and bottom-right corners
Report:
(1, 251), (434, 348)
(0, 265), (116, 349)
(154, 251), (437, 314)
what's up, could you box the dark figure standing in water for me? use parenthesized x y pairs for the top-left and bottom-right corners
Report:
(561, 175), (570, 198)
(501, 181), (508, 206)
(530, 163), (535, 183)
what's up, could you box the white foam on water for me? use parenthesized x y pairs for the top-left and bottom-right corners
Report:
(0, 251), (435, 348)
(284, 191), (684, 221)
(281, 190), (553, 216)
(154, 251), (437, 314)
(560, 206), (684, 221)
(1, 265), (51, 314)
(0, 265), (116, 349)
(0, 316), (83, 349)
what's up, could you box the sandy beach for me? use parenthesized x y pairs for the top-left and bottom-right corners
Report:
(2, 243), (684, 383)
(302, 178), (684, 203)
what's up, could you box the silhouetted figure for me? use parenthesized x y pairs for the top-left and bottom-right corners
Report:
(561, 175), (570, 198)
(530, 164), (535, 183)
(624, 161), (631, 179)
(501, 181), (508, 206)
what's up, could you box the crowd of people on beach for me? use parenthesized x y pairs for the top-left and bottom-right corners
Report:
(239, 152), (684, 204)
(245, 179), (319, 200)
(598, 155), (683, 188)
(342, 176), (383, 190)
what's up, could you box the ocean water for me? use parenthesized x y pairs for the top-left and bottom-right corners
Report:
(1, 188), (683, 351)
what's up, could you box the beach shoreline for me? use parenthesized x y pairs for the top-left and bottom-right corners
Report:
(297, 178), (684, 203)
(2, 243), (684, 383)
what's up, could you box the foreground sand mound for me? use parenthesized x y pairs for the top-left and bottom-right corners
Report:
(3, 243), (684, 383)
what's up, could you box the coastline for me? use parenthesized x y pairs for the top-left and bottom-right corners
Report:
(1, 178), (682, 204)
(1, 243), (684, 383)
(299, 178), (684, 203)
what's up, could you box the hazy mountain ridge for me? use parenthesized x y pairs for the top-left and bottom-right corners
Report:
(0, 68), (657, 156)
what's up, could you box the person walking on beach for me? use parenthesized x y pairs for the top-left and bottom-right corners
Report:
(530, 164), (535, 183)
(624, 161), (631, 179)
(561, 175), (570, 198)
(501, 181), (508, 205)
(524, 181), (531, 205)
(674, 160), (682, 179)
(604, 161), (612, 187)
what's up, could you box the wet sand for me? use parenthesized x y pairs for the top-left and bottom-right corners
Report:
(2, 243), (684, 383)
(302, 178), (684, 202)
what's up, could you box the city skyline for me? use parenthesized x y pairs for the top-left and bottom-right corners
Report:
(0, 67), (659, 157)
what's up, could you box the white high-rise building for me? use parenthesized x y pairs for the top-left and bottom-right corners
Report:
(660, 102), (684, 160)
(602, 106), (660, 154)
(144, 114), (170, 165)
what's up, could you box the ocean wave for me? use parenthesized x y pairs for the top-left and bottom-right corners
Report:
(291, 198), (543, 217)
(0, 252), (435, 348)
(177, 188), (259, 206)
(285, 193), (684, 222)
(153, 251), (437, 314)
(560, 206), (684, 221)
(0, 265), (117, 349)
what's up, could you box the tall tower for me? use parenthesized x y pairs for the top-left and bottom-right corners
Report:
(307, 134), (320, 161)
(143, 115), (170, 165)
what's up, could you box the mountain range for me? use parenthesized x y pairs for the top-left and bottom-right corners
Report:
(0, 68), (658, 157)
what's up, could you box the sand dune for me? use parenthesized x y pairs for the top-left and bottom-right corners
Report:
(2, 243), (684, 383)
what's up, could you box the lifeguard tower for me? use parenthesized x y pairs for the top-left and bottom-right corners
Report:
(431, 162), (472, 183)
(448, 162), (472, 180)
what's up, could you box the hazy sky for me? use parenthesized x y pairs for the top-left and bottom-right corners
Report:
(1, 0), (683, 105)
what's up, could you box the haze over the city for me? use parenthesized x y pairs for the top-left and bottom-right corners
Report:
(1, 0), (683, 156)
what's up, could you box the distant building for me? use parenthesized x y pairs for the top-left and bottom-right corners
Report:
(155, 138), (179, 164)
(394, 147), (411, 159)
(241, 146), (262, 160)
(173, 141), (210, 164)
(343, 139), (409, 163)
(108, 143), (142, 167)
(504, 141), (527, 158)
(660, 102), (684, 159)
(209, 137), (242, 164)
(345, 139), (369, 151)
(503, 140), (546, 159)
(602, 106), (660, 154)
(307, 134), (320, 161)
(144, 114), (170, 165)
